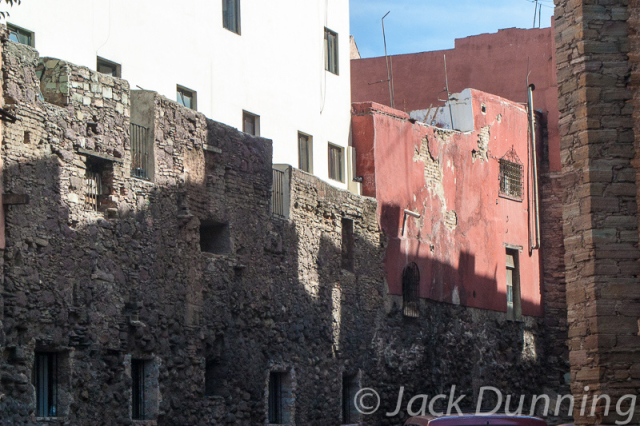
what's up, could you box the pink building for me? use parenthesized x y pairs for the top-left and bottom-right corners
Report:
(352, 89), (544, 317)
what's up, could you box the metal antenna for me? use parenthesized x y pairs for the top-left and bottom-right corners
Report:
(444, 54), (454, 129)
(382, 11), (394, 108)
(533, 0), (538, 28)
(538, 4), (542, 28)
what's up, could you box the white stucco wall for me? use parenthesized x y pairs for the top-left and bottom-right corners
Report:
(3, 0), (351, 188)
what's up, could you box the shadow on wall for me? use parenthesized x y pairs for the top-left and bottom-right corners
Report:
(0, 38), (565, 425)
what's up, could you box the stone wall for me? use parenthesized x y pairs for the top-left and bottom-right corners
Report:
(0, 32), (568, 425)
(554, 0), (640, 424)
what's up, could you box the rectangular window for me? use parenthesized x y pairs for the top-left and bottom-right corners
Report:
(328, 143), (344, 182)
(268, 372), (282, 424)
(324, 28), (339, 74)
(130, 123), (151, 180)
(341, 218), (354, 271)
(499, 147), (523, 201)
(243, 110), (260, 137)
(268, 371), (293, 424)
(8, 23), (34, 47)
(506, 248), (522, 321)
(34, 352), (58, 417)
(298, 132), (313, 173)
(131, 359), (147, 420)
(205, 359), (224, 396)
(222, 0), (241, 34)
(177, 85), (197, 110)
(342, 374), (359, 424)
(85, 167), (104, 212)
(97, 57), (121, 77)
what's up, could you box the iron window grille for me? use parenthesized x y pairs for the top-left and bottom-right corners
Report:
(499, 146), (523, 201)
(402, 262), (420, 318)
(34, 352), (58, 417)
(85, 169), (103, 212)
(222, 0), (241, 34)
(8, 23), (34, 47)
(131, 123), (151, 180)
(324, 27), (339, 74)
(328, 143), (344, 182)
(268, 372), (283, 424)
(271, 168), (286, 218)
(342, 374), (359, 424)
(131, 359), (146, 420)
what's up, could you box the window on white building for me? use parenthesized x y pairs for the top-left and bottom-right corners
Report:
(328, 143), (344, 182)
(324, 28), (339, 74)
(177, 85), (197, 110)
(8, 23), (34, 47)
(243, 111), (260, 137)
(223, 0), (241, 34)
(298, 132), (313, 173)
(97, 57), (121, 78)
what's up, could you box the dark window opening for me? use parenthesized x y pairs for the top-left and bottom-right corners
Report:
(34, 352), (58, 417)
(342, 374), (359, 424)
(243, 110), (260, 137)
(200, 222), (231, 254)
(8, 23), (34, 47)
(506, 248), (522, 321)
(205, 359), (225, 397)
(328, 143), (344, 182)
(298, 132), (313, 174)
(268, 372), (283, 424)
(324, 27), (339, 74)
(341, 218), (354, 271)
(131, 359), (147, 420)
(402, 262), (420, 318)
(177, 85), (197, 110)
(499, 147), (523, 201)
(223, 0), (241, 34)
(131, 123), (151, 180)
(97, 57), (121, 77)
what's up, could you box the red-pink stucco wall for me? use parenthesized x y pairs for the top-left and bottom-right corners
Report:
(351, 26), (560, 173)
(352, 91), (543, 316)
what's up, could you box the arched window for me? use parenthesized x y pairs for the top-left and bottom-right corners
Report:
(402, 262), (420, 318)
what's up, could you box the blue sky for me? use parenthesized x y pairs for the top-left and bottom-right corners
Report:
(349, 0), (555, 58)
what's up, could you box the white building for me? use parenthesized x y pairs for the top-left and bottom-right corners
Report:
(3, 0), (357, 190)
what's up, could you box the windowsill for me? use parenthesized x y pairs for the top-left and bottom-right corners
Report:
(130, 175), (155, 185)
(223, 28), (241, 36)
(35, 417), (65, 422)
(205, 395), (225, 400)
(132, 420), (157, 426)
(201, 251), (231, 258)
(498, 193), (523, 203)
(325, 69), (339, 76)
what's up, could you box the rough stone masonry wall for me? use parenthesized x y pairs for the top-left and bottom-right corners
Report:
(0, 33), (568, 425)
(0, 35), (388, 425)
(555, 0), (640, 424)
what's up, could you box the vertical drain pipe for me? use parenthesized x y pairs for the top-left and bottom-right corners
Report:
(528, 84), (541, 252)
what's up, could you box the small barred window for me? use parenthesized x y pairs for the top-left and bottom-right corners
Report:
(499, 147), (523, 201)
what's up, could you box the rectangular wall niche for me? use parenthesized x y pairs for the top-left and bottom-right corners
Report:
(200, 221), (231, 254)
(341, 218), (354, 271)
